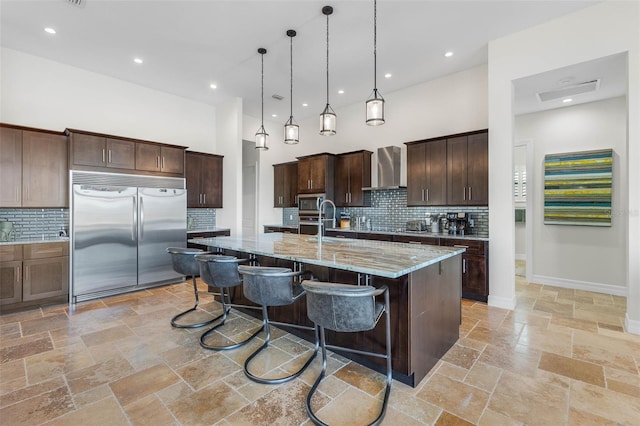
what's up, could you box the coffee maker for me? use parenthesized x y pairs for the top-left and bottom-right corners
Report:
(446, 212), (470, 235)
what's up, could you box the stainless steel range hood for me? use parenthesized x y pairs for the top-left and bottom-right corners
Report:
(362, 146), (405, 190)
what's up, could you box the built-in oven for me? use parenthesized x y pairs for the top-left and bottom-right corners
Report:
(298, 193), (326, 235)
(298, 216), (323, 235)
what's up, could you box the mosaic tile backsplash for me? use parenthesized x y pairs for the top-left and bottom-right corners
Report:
(0, 208), (69, 240)
(187, 208), (217, 230)
(281, 189), (489, 236)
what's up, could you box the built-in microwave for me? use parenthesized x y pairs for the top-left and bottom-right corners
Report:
(298, 193), (325, 215)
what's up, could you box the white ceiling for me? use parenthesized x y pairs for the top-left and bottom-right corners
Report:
(2, 0), (612, 122)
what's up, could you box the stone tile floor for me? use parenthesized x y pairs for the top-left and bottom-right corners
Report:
(1, 275), (639, 425)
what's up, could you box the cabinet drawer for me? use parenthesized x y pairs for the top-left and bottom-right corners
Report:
(0, 245), (22, 262)
(440, 238), (486, 256)
(393, 235), (439, 246)
(23, 242), (69, 259)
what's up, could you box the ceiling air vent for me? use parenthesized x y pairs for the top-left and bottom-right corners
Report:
(271, 94), (284, 101)
(64, 0), (85, 7)
(537, 79), (600, 102)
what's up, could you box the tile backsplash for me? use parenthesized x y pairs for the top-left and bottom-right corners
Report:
(0, 208), (69, 240)
(187, 208), (217, 230)
(281, 188), (489, 236)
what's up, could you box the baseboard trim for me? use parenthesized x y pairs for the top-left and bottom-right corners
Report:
(625, 314), (640, 335)
(488, 294), (517, 310)
(530, 274), (627, 297)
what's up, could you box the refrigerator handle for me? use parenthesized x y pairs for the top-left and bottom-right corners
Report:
(132, 196), (137, 241)
(139, 196), (145, 241)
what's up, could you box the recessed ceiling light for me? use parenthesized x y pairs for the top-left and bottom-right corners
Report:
(384, 73), (392, 78)
(562, 98), (573, 103)
(302, 103), (308, 107)
(209, 83), (217, 89)
(44, 27), (56, 34)
(133, 58), (143, 64)
(338, 90), (344, 94)
(271, 114), (277, 117)
(444, 51), (454, 58)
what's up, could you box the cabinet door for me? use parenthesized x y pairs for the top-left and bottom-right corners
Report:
(185, 152), (202, 207)
(406, 143), (427, 206)
(462, 254), (488, 300)
(347, 153), (370, 207)
(447, 136), (468, 205)
(334, 155), (350, 206)
(105, 138), (136, 169)
(72, 133), (106, 167)
(466, 132), (488, 205)
(426, 139), (447, 205)
(22, 131), (68, 207)
(273, 164), (285, 207)
(0, 127), (22, 207)
(0, 261), (22, 305)
(161, 146), (185, 175)
(22, 257), (69, 301)
(309, 156), (327, 192)
(283, 163), (298, 207)
(297, 159), (312, 193)
(201, 155), (222, 208)
(135, 142), (162, 172)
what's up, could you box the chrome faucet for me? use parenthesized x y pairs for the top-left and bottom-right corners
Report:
(318, 199), (336, 236)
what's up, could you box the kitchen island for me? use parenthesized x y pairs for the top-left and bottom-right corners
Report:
(188, 232), (465, 386)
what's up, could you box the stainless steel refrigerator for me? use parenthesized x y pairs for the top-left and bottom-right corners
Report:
(71, 172), (186, 302)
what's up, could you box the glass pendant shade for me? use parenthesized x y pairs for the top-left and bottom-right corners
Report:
(284, 117), (299, 144)
(255, 125), (268, 150)
(320, 104), (336, 136)
(366, 89), (385, 126)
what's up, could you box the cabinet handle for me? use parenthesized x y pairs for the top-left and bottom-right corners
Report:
(421, 188), (425, 201)
(162, 156), (165, 169)
(426, 188), (429, 201)
(157, 156), (160, 168)
(463, 187), (466, 201)
(16, 266), (20, 283)
(203, 194), (206, 204)
(409, 241), (422, 245)
(102, 149), (105, 163)
(108, 149), (112, 163)
(463, 258), (467, 274)
(346, 193), (348, 203)
(453, 244), (469, 248)
(25, 266), (29, 282)
(469, 186), (472, 200)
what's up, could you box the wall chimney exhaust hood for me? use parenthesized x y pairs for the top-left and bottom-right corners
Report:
(362, 146), (405, 190)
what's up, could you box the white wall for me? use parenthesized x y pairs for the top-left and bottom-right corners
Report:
(488, 1), (639, 332)
(215, 98), (243, 232)
(245, 64), (489, 230)
(515, 97), (627, 291)
(0, 48), (217, 152)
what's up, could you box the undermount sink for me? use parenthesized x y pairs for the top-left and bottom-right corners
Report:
(306, 236), (343, 243)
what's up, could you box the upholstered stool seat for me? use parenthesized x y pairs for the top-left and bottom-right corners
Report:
(195, 254), (263, 350)
(301, 280), (392, 426)
(238, 265), (318, 384)
(166, 247), (217, 328)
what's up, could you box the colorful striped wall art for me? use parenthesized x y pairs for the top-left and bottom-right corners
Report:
(544, 148), (613, 226)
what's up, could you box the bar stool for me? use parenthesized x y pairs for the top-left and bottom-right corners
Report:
(301, 280), (392, 426)
(238, 265), (319, 384)
(166, 247), (217, 329)
(195, 254), (264, 350)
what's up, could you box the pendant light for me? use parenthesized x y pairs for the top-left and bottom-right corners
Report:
(365, 0), (385, 126)
(255, 47), (269, 150)
(284, 30), (299, 144)
(319, 5), (336, 136)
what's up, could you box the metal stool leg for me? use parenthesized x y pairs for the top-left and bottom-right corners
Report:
(170, 276), (221, 329)
(244, 306), (319, 384)
(306, 326), (329, 426)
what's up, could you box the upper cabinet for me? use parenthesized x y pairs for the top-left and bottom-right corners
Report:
(0, 124), (68, 208)
(406, 139), (447, 206)
(68, 129), (185, 177)
(297, 153), (335, 196)
(447, 131), (488, 206)
(406, 129), (488, 207)
(186, 151), (223, 208)
(273, 162), (298, 208)
(334, 150), (372, 207)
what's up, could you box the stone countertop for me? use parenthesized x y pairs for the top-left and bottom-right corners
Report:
(263, 224), (299, 229)
(188, 232), (465, 279)
(326, 227), (489, 242)
(0, 237), (70, 246)
(187, 228), (231, 234)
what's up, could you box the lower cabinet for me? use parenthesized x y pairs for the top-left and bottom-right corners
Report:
(263, 226), (299, 234)
(0, 242), (69, 309)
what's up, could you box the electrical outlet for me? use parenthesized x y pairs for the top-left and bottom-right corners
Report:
(469, 219), (475, 227)
(289, 215), (293, 220)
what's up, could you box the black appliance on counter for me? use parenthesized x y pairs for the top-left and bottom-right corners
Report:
(447, 212), (471, 235)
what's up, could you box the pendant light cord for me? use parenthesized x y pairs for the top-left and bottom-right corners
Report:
(261, 51), (264, 126)
(290, 34), (293, 118)
(326, 11), (330, 106)
(373, 0), (377, 92)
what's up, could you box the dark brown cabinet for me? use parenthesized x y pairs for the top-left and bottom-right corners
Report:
(334, 150), (372, 207)
(136, 143), (184, 175)
(264, 226), (298, 234)
(447, 131), (488, 206)
(297, 153), (334, 196)
(273, 162), (298, 208)
(0, 124), (68, 208)
(0, 242), (69, 309)
(406, 139), (447, 206)
(186, 151), (223, 208)
(70, 133), (135, 170)
(440, 238), (488, 302)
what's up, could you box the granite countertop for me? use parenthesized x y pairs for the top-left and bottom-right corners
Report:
(0, 237), (70, 246)
(326, 227), (489, 242)
(187, 228), (231, 234)
(188, 232), (465, 279)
